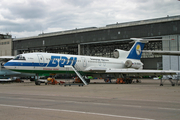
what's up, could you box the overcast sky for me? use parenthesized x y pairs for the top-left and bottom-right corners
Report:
(0, 0), (180, 38)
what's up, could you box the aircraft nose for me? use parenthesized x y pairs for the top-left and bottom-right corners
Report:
(4, 62), (9, 67)
(4, 62), (13, 69)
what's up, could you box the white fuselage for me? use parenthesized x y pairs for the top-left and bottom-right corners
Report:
(4, 52), (143, 75)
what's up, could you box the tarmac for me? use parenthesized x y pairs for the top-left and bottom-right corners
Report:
(0, 79), (180, 120)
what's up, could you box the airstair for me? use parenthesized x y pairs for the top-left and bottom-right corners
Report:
(64, 65), (88, 85)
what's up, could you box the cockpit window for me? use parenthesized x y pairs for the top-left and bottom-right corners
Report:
(13, 55), (20, 60)
(13, 55), (26, 60)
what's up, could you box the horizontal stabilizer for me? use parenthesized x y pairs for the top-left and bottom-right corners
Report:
(143, 50), (180, 56)
(130, 38), (172, 43)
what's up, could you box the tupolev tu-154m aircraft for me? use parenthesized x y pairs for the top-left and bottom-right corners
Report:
(4, 38), (179, 86)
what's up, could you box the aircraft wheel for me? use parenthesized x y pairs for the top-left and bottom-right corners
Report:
(125, 80), (128, 84)
(85, 79), (90, 84)
(35, 81), (41, 85)
(30, 78), (35, 81)
(129, 80), (132, 84)
(160, 84), (163, 86)
(37, 81), (41, 85)
(35, 81), (37, 85)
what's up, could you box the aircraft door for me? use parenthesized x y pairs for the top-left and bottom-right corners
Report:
(98, 60), (101, 66)
(81, 57), (87, 67)
(37, 54), (44, 66)
(102, 60), (106, 66)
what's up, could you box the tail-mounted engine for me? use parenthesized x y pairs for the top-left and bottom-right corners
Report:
(113, 49), (143, 69)
(125, 60), (143, 69)
(113, 49), (129, 59)
(125, 60), (133, 68)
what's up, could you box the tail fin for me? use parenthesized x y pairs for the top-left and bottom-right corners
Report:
(127, 41), (145, 60)
(113, 41), (145, 60)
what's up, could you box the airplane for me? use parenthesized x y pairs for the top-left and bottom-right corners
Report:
(4, 38), (179, 86)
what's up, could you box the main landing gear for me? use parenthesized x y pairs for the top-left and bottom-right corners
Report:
(35, 74), (41, 85)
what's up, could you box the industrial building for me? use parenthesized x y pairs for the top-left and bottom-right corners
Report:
(1, 15), (180, 70)
(0, 34), (13, 56)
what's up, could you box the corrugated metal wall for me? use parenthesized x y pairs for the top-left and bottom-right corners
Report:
(163, 35), (179, 70)
(162, 35), (180, 79)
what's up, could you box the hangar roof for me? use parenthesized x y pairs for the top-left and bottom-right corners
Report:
(14, 15), (180, 41)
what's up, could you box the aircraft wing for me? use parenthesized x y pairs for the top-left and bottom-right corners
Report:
(83, 67), (178, 76)
(0, 56), (15, 63)
(0, 70), (21, 76)
(0, 56), (15, 59)
(143, 50), (180, 56)
(0, 68), (35, 77)
(106, 69), (178, 76)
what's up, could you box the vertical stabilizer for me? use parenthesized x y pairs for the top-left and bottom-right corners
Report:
(127, 41), (145, 60)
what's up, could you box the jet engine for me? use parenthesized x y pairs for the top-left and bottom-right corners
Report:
(125, 60), (143, 69)
(113, 49), (143, 69)
(113, 49), (129, 59)
(125, 60), (132, 68)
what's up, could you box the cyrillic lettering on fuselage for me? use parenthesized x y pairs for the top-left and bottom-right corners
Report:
(47, 56), (77, 67)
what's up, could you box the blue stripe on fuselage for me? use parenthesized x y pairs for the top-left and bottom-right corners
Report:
(4, 62), (47, 67)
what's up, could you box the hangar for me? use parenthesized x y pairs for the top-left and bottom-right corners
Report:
(7, 15), (180, 70)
